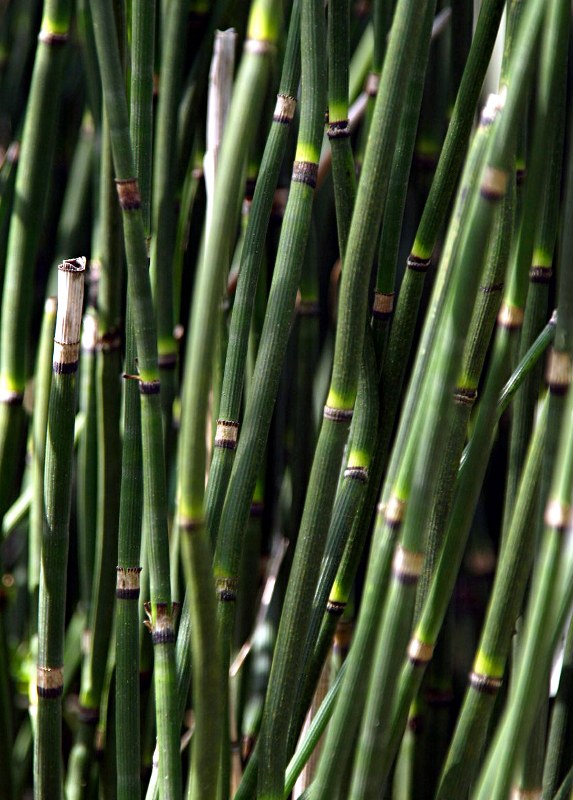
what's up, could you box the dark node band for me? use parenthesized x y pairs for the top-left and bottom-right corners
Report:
(297, 300), (320, 317)
(215, 419), (239, 450)
(216, 577), (238, 602)
(453, 386), (477, 407)
(38, 30), (69, 45)
(326, 599), (346, 616)
(250, 501), (264, 518)
(323, 405), (353, 422)
(470, 671), (502, 694)
(158, 352), (178, 369)
(53, 360), (79, 375)
(139, 379), (161, 395)
(292, 160), (318, 189)
(37, 685), (64, 699)
(152, 629), (176, 645)
(0, 389), (24, 406)
(479, 281), (504, 294)
(408, 715), (424, 734)
(116, 587), (140, 600)
(516, 167), (527, 186)
(98, 330), (122, 352)
(273, 94), (297, 125)
(344, 466), (368, 483)
(407, 254), (431, 273)
(115, 178), (141, 210)
(529, 266), (553, 284)
(327, 120), (350, 140)
(372, 291), (394, 320)
(425, 687), (454, 707)
(78, 705), (100, 724)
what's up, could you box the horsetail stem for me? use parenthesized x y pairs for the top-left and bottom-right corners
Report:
(204, 0), (300, 545)
(35, 257), (85, 799)
(88, 0), (180, 792)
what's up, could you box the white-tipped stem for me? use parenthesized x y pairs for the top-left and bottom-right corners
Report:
(54, 257), (86, 370)
(204, 28), (237, 232)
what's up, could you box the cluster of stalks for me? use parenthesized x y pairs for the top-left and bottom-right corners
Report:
(2, 0), (573, 798)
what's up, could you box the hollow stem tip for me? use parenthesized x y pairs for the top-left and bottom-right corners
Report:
(54, 257), (86, 373)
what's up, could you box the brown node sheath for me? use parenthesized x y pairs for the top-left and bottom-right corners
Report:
(243, 38), (275, 56)
(323, 405), (353, 422)
(469, 671), (502, 694)
(453, 386), (477, 407)
(407, 254), (432, 273)
(273, 94), (297, 125)
(158, 352), (178, 369)
(250, 501), (264, 518)
(326, 599), (346, 616)
(385, 496), (406, 529)
(479, 281), (504, 294)
(115, 178), (141, 210)
(116, 566), (143, 600)
(139, 379), (160, 395)
(216, 576), (239, 602)
(215, 419), (240, 450)
(480, 166), (509, 201)
(178, 513), (202, 533)
(297, 299), (320, 317)
(515, 167), (527, 186)
(365, 71), (379, 97)
(292, 160), (318, 190)
(343, 465), (368, 483)
(510, 788), (541, 800)
(529, 266), (553, 284)
(38, 30), (68, 45)
(372, 291), (394, 320)
(78, 705), (100, 724)
(98, 329), (122, 352)
(544, 499), (571, 532)
(146, 602), (175, 645)
(546, 349), (571, 395)
(0, 388), (23, 406)
(37, 665), (64, 698)
(327, 120), (350, 140)
(392, 544), (424, 585)
(407, 638), (434, 666)
(497, 303), (524, 330)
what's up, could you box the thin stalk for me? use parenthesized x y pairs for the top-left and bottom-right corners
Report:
(114, 0), (152, 793)
(310, 89), (499, 800)
(204, 0), (300, 544)
(176, 5), (281, 799)
(257, 0), (432, 796)
(150, 0), (187, 444)
(67, 114), (123, 800)
(29, 296), (57, 635)
(35, 257), (85, 799)
(89, 0), (180, 793)
(130, 0), (154, 235)
(500, 0), (568, 543)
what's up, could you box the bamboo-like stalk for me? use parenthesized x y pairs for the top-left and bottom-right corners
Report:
(346, 4), (544, 790)
(150, 0), (188, 444)
(29, 296), (57, 633)
(113, 0), (153, 793)
(203, 0), (300, 544)
(175, 6), (281, 799)
(88, 0), (180, 793)
(35, 256), (85, 799)
(255, 2), (433, 796)
(310, 82), (497, 800)
(67, 113), (123, 800)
